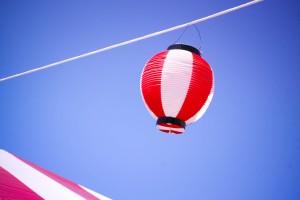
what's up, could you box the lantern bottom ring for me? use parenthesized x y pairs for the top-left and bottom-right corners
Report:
(156, 117), (186, 129)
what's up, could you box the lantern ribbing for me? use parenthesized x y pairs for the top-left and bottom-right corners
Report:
(140, 44), (214, 134)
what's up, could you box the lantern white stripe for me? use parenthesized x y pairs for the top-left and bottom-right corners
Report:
(0, 150), (87, 200)
(161, 50), (193, 117)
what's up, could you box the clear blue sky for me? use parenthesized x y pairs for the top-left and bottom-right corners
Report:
(1, 0), (299, 199)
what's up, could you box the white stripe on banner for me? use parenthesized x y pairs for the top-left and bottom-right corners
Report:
(0, 150), (86, 200)
(161, 50), (193, 117)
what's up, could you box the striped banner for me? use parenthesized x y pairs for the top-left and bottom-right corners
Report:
(0, 149), (111, 200)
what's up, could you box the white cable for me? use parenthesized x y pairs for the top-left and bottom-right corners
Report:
(0, 0), (262, 82)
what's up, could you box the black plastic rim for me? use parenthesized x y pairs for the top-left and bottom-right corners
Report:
(167, 44), (200, 56)
(156, 117), (186, 129)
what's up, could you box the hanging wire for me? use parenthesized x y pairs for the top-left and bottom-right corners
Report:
(192, 24), (203, 51)
(173, 25), (189, 44)
(0, 0), (263, 83)
(173, 24), (202, 53)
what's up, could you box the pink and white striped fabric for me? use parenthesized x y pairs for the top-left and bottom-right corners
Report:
(0, 149), (111, 200)
(140, 44), (214, 134)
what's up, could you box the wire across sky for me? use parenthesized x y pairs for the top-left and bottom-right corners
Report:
(0, 0), (262, 83)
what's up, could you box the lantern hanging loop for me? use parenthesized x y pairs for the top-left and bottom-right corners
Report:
(173, 25), (189, 44)
(173, 24), (203, 51)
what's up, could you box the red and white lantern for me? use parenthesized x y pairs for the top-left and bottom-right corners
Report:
(140, 44), (214, 134)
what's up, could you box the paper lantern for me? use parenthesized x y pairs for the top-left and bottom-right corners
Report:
(140, 44), (214, 134)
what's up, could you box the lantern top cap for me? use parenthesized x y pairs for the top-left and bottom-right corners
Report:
(167, 44), (201, 56)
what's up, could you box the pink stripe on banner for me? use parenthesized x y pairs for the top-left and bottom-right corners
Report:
(15, 155), (101, 200)
(0, 166), (43, 200)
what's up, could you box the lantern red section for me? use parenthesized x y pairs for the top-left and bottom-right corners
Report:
(140, 44), (214, 134)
